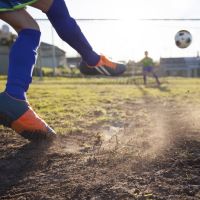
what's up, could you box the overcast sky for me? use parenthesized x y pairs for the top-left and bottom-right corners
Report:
(65, 0), (199, 19)
(1, 0), (200, 61)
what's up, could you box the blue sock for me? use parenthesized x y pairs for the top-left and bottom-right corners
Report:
(5, 29), (41, 100)
(46, 0), (100, 66)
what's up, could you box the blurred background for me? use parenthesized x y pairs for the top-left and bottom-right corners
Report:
(1, 0), (200, 77)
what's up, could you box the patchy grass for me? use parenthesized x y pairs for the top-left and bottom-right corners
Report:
(1, 76), (200, 200)
(1, 76), (200, 134)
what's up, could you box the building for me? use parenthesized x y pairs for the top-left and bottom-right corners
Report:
(36, 42), (67, 69)
(0, 42), (67, 76)
(160, 57), (200, 77)
(0, 42), (67, 75)
(0, 25), (16, 75)
(66, 56), (82, 69)
(0, 24), (67, 75)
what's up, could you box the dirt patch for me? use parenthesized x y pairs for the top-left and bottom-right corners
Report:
(0, 99), (200, 200)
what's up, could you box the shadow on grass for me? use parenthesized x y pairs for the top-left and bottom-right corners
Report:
(132, 77), (171, 96)
(0, 140), (51, 197)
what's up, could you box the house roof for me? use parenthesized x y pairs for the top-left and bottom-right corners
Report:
(39, 42), (66, 57)
(160, 57), (200, 64)
(160, 57), (200, 69)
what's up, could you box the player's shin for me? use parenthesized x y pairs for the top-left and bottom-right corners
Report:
(46, 0), (100, 66)
(5, 28), (41, 100)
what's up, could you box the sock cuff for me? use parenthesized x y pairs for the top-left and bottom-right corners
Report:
(46, 0), (65, 16)
(46, 0), (55, 15)
(18, 28), (41, 45)
(18, 28), (41, 36)
(46, 0), (72, 21)
(5, 85), (27, 100)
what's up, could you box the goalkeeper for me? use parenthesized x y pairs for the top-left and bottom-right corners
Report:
(139, 51), (160, 86)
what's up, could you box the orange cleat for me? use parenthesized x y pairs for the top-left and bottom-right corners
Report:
(79, 55), (126, 76)
(0, 92), (56, 141)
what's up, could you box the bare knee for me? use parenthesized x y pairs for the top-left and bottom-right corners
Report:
(12, 18), (40, 33)
(0, 9), (40, 33)
(16, 17), (40, 32)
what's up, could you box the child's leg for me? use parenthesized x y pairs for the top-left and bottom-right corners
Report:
(6, 29), (41, 100)
(143, 71), (147, 85)
(0, 9), (40, 100)
(32, 0), (100, 66)
(31, 0), (126, 76)
(152, 72), (160, 85)
(0, 9), (56, 140)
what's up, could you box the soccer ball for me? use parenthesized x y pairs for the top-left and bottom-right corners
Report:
(175, 30), (192, 48)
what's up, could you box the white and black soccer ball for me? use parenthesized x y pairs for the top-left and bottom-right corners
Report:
(175, 30), (192, 49)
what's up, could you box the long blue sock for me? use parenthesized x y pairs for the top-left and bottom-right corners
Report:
(46, 0), (100, 66)
(5, 29), (41, 100)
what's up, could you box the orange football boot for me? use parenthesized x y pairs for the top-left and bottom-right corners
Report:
(0, 92), (56, 141)
(79, 55), (127, 76)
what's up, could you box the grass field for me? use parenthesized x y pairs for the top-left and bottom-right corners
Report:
(1, 76), (200, 199)
(1, 76), (200, 134)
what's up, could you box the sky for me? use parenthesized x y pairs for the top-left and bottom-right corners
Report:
(1, 0), (200, 61)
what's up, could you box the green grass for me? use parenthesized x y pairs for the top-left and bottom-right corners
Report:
(1, 76), (200, 134)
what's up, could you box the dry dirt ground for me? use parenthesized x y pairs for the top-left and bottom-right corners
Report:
(0, 98), (200, 200)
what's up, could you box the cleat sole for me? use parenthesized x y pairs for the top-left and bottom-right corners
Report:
(20, 130), (57, 141)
